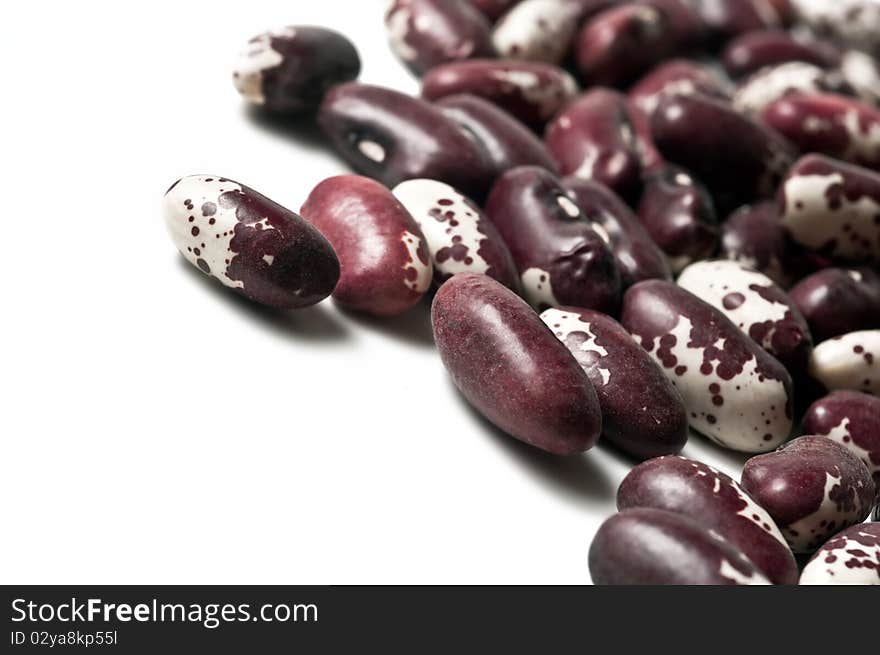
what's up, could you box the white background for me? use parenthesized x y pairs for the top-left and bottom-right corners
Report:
(0, 0), (751, 584)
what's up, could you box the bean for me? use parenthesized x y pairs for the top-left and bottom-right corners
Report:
(689, 0), (782, 44)
(563, 177), (671, 286)
(799, 523), (880, 585)
(840, 50), (880, 107)
(545, 89), (642, 200)
(491, 0), (584, 65)
(421, 59), (579, 130)
(621, 280), (794, 453)
(733, 61), (852, 116)
(628, 59), (732, 116)
(741, 436), (875, 553)
(485, 166), (622, 312)
(318, 83), (494, 200)
(467, 0), (523, 22)
(589, 508), (772, 585)
(638, 166), (719, 273)
(391, 178), (519, 289)
(778, 154), (880, 265)
(299, 175), (432, 316)
(385, 0), (494, 76)
(436, 94), (559, 177)
(789, 268), (880, 341)
(163, 175), (339, 309)
(541, 308), (688, 459)
(721, 29), (840, 78)
(232, 26), (360, 115)
(617, 455), (798, 584)
(432, 273), (602, 455)
(628, 101), (666, 172)
(677, 260), (813, 372)
(790, 0), (880, 59)
(809, 330), (880, 396)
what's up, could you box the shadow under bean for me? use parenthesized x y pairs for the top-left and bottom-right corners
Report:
(242, 104), (332, 153)
(336, 296), (436, 349)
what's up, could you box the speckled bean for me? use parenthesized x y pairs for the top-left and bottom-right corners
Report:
(617, 455), (798, 584)
(540, 308), (688, 459)
(689, 0), (782, 44)
(800, 523), (880, 585)
(300, 175), (432, 316)
(721, 29), (840, 78)
(432, 273), (602, 455)
(789, 268), (880, 341)
(163, 175), (339, 309)
(621, 280), (794, 453)
(840, 50), (880, 107)
(491, 0), (584, 64)
(741, 436), (875, 553)
(809, 330), (880, 395)
(628, 59), (732, 116)
(732, 62), (852, 116)
(791, 0), (880, 59)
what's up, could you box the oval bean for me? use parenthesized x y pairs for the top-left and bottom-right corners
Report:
(800, 523), (880, 585)
(733, 61), (852, 116)
(721, 29), (840, 78)
(789, 267), (880, 341)
(491, 0), (583, 64)
(629, 59), (732, 116)
(809, 330), (880, 395)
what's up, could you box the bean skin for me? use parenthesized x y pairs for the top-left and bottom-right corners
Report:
(733, 61), (854, 117)
(541, 307), (688, 459)
(467, 0), (523, 22)
(800, 523), (880, 585)
(432, 273), (602, 455)
(809, 330), (880, 396)
(628, 59), (732, 116)
(617, 455), (798, 584)
(690, 0), (783, 44)
(721, 29), (840, 78)
(789, 267), (880, 341)
(491, 0), (584, 65)
(163, 175), (339, 309)
(790, 0), (880, 59)
(840, 50), (880, 107)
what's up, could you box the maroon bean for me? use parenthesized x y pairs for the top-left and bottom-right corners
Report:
(628, 59), (732, 116)
(491, 0), (584, 64)
(421, 59), (579, 130)
(563, 177), (671, 286)
(436, 94), (559, 177)
(545, 89), (642, 200)
(299, 175), (432, 316)
(638, 166), (719, 273)
(232, 27), (360, 115)
(485, 166), (622, 312)
(789, 268), (880, 342)
(628, 101), (666, 172)
(721, 29), (840, 78)
(809, 330), (880, 396)
(800, 523), (880, 585)
(618, 455), (798, 584)
(432, 273), (602, 455)
(163, 175), (339, 310)
(741, 436), (875, 553)
(467, 0), (523, 22)
(790, 0), (880, 59)
(689, 0), (782, 44)
(733, 61), (854, 116)
(589, 508), (772, 585)
(840, 50), (880, 107)
(621, 280), (794, 452)
(540, 308), (688, 459)
(385, 0), (494, 77)
(318, 83), (494, 200)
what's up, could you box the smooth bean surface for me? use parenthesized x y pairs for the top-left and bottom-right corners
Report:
(733, 61), (852, 116)
(799, 523), (880, 585)
(721, 29), (840, 78)
(789, 267), (880, 341)
(809, 330), (880, 395)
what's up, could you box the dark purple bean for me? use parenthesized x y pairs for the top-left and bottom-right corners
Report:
(790, 0), (880, 59)
(432, 273), (602, 455)
(485, 167), (622, 312)
(232, 26), (360, 115)
(800, 523), (880, 584)
(621, 280), (794, 452)
(778, 154), (880, 265)
(318, 83), (494, 200)
(491, 0), (584, 64)
(392, 178), (520, 290)
(721, 29), (840, 78)
(467, 0), (523, 22)
(840, 50), (880, 107)
(300, 175), (432, 316)
(589, 508), (772, 585)
(628, 101), (666, 172)
(651, 92), (795, 214)
(789, 268), (880, 342)
(741, 436), (875, 553)
(545, 89), (642, 200)
(421, 59), (579, 130)
(809, 330), (880, 395)
(436, 94), (559, 176)
(628, 59), (732, 116)
(733, 61), (855, 116)
(541, 306), (688, 459)
(618, 455), (798, 584)
(563, 178), (671, 286)
(638, 166), (719, 273)
(385, 0), (494, 76)
(163, 175), (339, 309)
(689, 0), (782, 44)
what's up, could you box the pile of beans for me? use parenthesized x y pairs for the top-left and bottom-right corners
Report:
(163, 0), (880, 585)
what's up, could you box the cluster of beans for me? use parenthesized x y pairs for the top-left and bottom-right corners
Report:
(162, 0), (880, 584)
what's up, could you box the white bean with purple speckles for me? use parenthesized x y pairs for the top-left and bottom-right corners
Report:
(733, 62), (830, 115)
(520, 267), (560, 309)
(810, 330), (880, 394)
(784, 470), (871, 552)
(491, 0), (580, 65)
(540, 308), (611, 385)
(400, 230), (433, 293)
(800, 525), (880, 585)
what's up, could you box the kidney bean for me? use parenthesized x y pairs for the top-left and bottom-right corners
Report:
(689, 0), (782, 44)
(789, 268), (880, 342)
(840, 50), (880, 107)
(385, 0), (494, 77)
(677, 260), (813, 372)
(491, 0), (583, 64)
(721, 29), (840, 79)
(485, 167), (622, 312)
(299, 175), (432, 316)
(778, 154), (880, 265)
(318, 83), (494, 200)
(790, 0), (880, 59)
(800, 523), (880, 585)
(732, 62), (852, 116)
(618, 455), (798, 584)
(421, 59), (579, 130)
(163, 175), (339, 309)
(589, 508), (772, 585)
(638, 166), (719, 273)
(651, 93), (795, 214)
(762, 93), (880, 170)
(540, 308), (688, 458)
(436, 94), (559, 177)
(809, 330), (880, 395)
(467, 0), (523, 22)
(545, 89), (642, 200)
(232, 26), (360, 115)
(628, 102), (666, 172)
(432, 273), (602, 454)
(628, 59), (732, 116)
(391, 179), (519, 289)
(621, 280), (794, 452)
(563, 178), (671, 285)
(742, 436), (875, 553)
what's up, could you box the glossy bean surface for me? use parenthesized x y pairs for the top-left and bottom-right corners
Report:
(789, 267), (880, 341)
(628, 59), (732, 115)
(721, 29), (839, 78)
(733, 61), (852, 116)
(809, 330), (880, 395)
(491, 0), (583, 64)
(800, 523), (880, 585)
